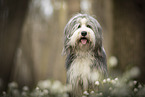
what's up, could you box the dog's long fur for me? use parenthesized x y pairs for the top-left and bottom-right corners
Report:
(63, 14), (107, 97)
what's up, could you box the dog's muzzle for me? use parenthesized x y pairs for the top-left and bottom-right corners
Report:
(80, 31), (88, 45)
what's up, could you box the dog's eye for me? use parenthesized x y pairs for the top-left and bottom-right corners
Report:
(87, 25), (92, 29)
(78, 25), (81, 28)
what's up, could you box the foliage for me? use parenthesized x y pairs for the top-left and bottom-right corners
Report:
(1, 76), (145, 97)
(83, 78), (145, 97)
(1, 80), (71, 97)
(1, 56), (145, 97)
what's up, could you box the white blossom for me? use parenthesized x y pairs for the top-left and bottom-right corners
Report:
(99, 92), (103, 96)
(95, 81), (100, 86)
(2, 91), (6, 95)
(38, 80), (51, 89)
(23, 86), (29, 91)
(133, 80), (137, 85)
(8, 82), (18, 89)
(83, 91), (89, 95)
(42, 89), (49, 95)
(109, 87), (113, 91)
(138, 84), (142, 89)
(103, 79), (107, 83)
(111, 80), (116, 84)
(51, 80), (63, 93)
(129, 67), (140, 78)
(134, 88), (138, 92)
(115, 78), (118, 81)
(35, 87), (39, 90)
(107, 78), (111, 82)
(90, 91), (94, 94)
(109, 56), (118, 67)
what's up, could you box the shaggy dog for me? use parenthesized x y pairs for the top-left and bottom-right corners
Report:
(63, 14), (107, 97)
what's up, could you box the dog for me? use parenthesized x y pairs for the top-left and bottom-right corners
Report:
(63, 14), (107, 97)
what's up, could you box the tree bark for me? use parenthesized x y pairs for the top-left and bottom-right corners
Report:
(92, 0), (113, 59)
(0, 0), (29, 91)
(112, 0), (145, 82)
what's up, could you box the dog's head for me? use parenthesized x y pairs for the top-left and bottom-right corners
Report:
(63, 14), (102, 54)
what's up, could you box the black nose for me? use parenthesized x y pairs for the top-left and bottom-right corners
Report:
(81, 31), (87, 36)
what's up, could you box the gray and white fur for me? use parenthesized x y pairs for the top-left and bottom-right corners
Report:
(63, 14), (107, 97)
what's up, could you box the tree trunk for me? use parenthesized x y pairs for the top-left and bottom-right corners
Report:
(92, 0), (113, 59)
(112, 0), (145, 82)
(0, 0), (29, 91)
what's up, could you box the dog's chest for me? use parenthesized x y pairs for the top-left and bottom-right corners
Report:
(71, 57), (92, 78)
(67, 53), (99, 88)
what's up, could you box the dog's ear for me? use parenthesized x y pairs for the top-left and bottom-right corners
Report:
(62, 46), (71, 56)
(62, 23), (69, 56)
(94, 47), (108, 77)
(100, 47), (108, 77)
(62, 48), (66, 56)
(97, 47), (106, 57)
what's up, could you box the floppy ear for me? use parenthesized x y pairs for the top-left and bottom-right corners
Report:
(96, 47), (108, 77)
(101, 47), (108, 77)
(62, 23), (69, 56)
(97, 47), (106, 57)
(62, 48), (66, 56)
(63, 19), (75, 56)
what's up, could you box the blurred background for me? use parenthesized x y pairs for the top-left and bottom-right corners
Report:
(0, 0), (145, 92)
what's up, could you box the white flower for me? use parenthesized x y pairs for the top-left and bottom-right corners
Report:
(90, 91), (94, 94)
(42, 89), (49, 95)
(21, 91), (27, 96)
(111, 80), (116, 84)
(11, 89), (19, 96)
(107, 78), (111, 82)
(115, 78), (118, 81)
(103, 79), (107, 83)
(133, 81), (137, 85)
(109, 87), (113, 91)
(95, 81), (99, 86)
(83, 91), (89, 95)
(38, 80), (51, 89)
(138, 84), (142, 89)
(128, 81), (134, 87)
(134, 88), (138, 92)
(35, 87), (39, 90)
(109, 56), (118, 67)
(51, 80), (63, 93)
(23, 86), (29, 91)
(99, 92), (103, 96)
(2, 91), (6, 95)
(129, 67), (140, 78)
(8, 82), (18, 89)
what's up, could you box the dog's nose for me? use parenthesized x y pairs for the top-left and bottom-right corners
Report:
(81, 31), (87, 36)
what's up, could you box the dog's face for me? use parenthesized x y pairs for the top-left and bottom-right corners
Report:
(63, 14), (102, 54)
